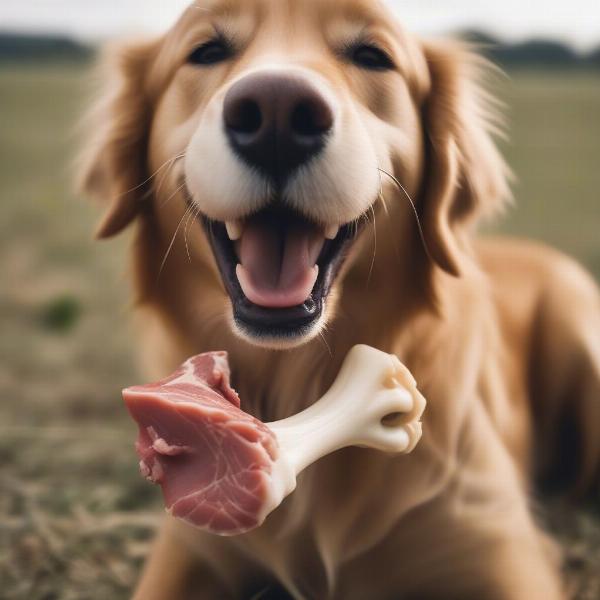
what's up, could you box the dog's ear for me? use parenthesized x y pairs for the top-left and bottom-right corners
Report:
(419, 41), (511, 276)
(77, 38), (160, 239)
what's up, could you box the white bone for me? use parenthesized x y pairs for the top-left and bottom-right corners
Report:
(260, 345), (427, 519)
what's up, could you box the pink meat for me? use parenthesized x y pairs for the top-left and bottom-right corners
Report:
(123, 352), (280, 535)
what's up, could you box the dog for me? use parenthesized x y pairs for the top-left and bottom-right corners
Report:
(79, 0), (600, 598)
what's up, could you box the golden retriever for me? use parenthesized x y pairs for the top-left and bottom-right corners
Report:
(79, 0), (600, 598)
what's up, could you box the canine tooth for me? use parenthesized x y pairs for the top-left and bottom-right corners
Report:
(325, 225), (339, 240)
(225, 221), (243, 241)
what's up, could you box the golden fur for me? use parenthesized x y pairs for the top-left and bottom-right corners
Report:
(79, 1), (600, 598)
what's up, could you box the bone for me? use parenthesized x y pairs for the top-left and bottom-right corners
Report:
(261, 345), (427, 516)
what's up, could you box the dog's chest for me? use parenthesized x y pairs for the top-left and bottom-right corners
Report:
(223, 355), (440, 595)
(228, 442), (436, 599)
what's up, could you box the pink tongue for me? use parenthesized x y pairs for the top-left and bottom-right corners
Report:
(236, 220), (324, 308)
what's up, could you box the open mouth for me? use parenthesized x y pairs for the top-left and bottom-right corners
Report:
(194, 202), (366, 340)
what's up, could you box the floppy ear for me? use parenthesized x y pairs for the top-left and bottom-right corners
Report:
(77, 39), (160, 239)
(419, 41), (511, 276)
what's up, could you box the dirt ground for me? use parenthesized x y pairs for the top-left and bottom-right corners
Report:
(1, 63), (599, 599)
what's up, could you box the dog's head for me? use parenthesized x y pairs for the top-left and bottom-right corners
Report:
(80, 0), (509, 350)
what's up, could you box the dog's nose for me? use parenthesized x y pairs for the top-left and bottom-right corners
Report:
(223, 73), (334, 185)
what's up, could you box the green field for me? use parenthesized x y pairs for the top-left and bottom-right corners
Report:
(493, 71), (600, 278)
(1, 63), (599, 599)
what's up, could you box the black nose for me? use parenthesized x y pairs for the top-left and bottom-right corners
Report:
(223, 73), (334, 185)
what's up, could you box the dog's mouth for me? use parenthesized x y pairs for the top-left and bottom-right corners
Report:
(195, 203), (366, 341)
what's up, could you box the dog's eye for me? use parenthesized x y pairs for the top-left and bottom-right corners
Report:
(350, 44), (394, 71)
(188, 40), (232, 66)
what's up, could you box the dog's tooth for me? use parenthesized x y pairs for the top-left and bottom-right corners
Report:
(325, 224), (339, 240)
(225, 221), (243, 241)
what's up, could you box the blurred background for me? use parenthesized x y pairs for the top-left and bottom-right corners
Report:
(1, 1), (598, 598)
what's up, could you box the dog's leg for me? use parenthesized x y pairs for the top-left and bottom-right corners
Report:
(339, 488), (565, 600)
(406, 497), (564, 600)
(529, 257), (600, 495)
(336, 407), (565, 600)
(132, 517), (232, 600)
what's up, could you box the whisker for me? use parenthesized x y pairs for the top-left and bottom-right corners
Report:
(159, 181), (186, 209)
(183, 209), (195, 264)
(378, 190), (390, 218)
(376, 169), (388, 215)
(187, 199), (205, 265)
(375, 168), (391, 225)
(377, 167), (435, 264)
(367, 203), (377, 288)
(192, 200), (204, 227)
(157, 205), (193, 281)
(119, 152), (185, 200)
(318, 330), (333, 357)
(155, 154), (186, 199)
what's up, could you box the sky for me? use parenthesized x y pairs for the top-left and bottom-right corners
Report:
(0, 0), (598, 51)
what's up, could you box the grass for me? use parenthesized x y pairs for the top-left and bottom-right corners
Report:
(0, 64), (150, 599)
(0, 63), (599, 599)
(493, 71), (600, 278)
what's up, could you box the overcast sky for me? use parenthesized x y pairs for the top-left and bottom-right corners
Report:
(1, 0), (598, 51)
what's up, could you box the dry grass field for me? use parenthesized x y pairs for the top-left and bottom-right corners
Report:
(1, 63), (599, 599)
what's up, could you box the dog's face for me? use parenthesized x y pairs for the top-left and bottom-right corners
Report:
(81, 0), (508, 350)
(151, 0), (427, 347)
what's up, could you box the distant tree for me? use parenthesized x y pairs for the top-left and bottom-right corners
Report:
(587, 46), (600, 68)
(0, 32), (93, 62)
(498, 39), (579, 67)
(457, 29), (502, 48)
(455, 29), (590, 70)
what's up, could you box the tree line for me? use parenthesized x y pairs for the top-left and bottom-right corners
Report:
(0, 30), (598, 69)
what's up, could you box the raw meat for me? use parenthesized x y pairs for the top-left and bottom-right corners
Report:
(123, 345), (426, 536)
